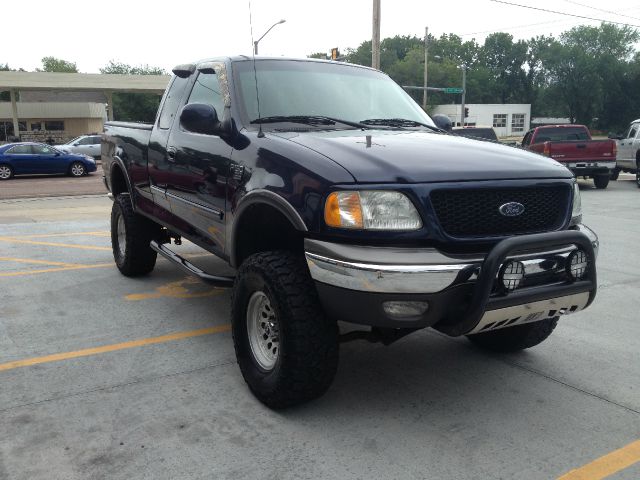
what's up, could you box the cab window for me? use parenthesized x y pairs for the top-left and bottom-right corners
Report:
(8, 145), (32, 154)
(187, 71), (224, 114)
(158, 76), (188, 130)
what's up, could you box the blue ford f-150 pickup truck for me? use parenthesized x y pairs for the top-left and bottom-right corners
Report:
(102, 57), (598, 409)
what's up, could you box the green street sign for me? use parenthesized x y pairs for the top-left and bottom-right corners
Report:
(443, 88), (464, 94)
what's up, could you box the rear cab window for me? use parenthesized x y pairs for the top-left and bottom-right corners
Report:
(157, 76), (189, 130)
(532, 127), (589, 144)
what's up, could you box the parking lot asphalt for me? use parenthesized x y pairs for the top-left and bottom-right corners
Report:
(0, 178), (639, 480)
(0, 165), (105, 200)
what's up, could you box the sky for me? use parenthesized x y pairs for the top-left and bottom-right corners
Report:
(2, 0), (640, 73)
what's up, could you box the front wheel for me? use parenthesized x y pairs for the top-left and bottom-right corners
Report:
(467, 317), (558, 353)
(231, 251), (339, 409)
(593, 174), (609, 189)
(610, 167), (620, 181)
(69, 162), (86, 177)
(111, 194), (158, 276)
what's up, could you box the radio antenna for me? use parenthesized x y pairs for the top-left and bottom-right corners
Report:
(248, 0), (264, 138)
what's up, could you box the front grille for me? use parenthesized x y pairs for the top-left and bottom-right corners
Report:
(430, 185), (571, 238)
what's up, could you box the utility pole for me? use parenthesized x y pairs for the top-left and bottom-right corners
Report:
(460, 66), (467, 127)
(423, 26), (428, 110)
(372, 0), (381, 70)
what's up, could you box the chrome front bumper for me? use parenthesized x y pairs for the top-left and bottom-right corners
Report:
(306, 225), (598, 295)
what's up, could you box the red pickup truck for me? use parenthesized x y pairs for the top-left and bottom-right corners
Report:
(522, 125), (616, 189)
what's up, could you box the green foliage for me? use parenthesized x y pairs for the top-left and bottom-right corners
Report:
(338, 24), (640, 130)
(1, 63), (11, 101)
(39, 57), (78, 73)
(100, 61), (167, 122)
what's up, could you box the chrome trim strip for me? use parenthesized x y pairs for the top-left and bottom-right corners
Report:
(165, 191), (223, 217)
(467, 292), (590, 334)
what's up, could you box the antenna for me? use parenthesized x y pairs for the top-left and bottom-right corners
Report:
(248, 0), (264, 138)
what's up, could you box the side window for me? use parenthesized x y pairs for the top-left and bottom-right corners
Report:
(187, 71), (224, 114)
(628, 125), (638, 139)
(522, 131), (532, 146)
(78, 137), (93, 145)
(32, 145), (54, 154)
(8, 145), (32, 154)
(92, 136), (101, 144)
(158, 76), (189, 130)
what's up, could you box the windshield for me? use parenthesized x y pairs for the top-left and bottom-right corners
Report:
(233, 60), (435, 129)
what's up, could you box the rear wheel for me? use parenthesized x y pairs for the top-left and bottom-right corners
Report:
(111, 194), (159, 276)
(232, 251), (339, 409)
(467, 318), (558, 353)
(0, 164), (13, 180)
(593, 174), (609, 189)
(69, 162), (86, 177)
(636, 162), (640, 188)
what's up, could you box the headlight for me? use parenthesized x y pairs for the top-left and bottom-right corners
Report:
(324, 191), (422, 230)
(570, 182), (582, 225)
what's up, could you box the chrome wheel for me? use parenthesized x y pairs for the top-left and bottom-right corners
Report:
(246, 291), (280, 371)
(0, 165), (12, 180)
(71, 163), (85, 176)
(117, 214), (127, 257)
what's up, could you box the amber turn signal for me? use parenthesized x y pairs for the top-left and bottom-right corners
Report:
(324, 192), (364, 229)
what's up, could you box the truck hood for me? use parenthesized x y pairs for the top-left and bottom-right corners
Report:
(284, 129), (572, 183)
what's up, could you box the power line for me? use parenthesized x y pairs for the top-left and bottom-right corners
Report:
(560, 0), (640, 22)
(489, 0), (640, 28)
(461, 19), (572, 37)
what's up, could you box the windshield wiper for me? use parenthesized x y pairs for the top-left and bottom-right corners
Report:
(250, 115), (369, 129)
(360, 118), (443, 132)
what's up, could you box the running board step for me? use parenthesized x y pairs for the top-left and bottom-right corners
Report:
(150, 241), (234, 288)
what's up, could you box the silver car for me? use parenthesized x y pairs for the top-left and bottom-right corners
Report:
(56, 135), (102, 159)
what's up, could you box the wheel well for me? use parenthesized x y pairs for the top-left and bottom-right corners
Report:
(233, 204), (303, 267)
(111, 164), (128, 196)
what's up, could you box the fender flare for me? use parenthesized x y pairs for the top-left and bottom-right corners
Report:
(110, 156), (134, 200)
(229, 189), (308, 267)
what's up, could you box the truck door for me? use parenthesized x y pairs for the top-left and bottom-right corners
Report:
(165, 62), (231, 253)
(147, 75), (190, 214)
(619, 123), (638, 167)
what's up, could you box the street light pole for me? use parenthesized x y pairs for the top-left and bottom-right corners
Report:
(372, 0), (381, 69)
(423, 26), (428, 110)
(460, 65), (467, 127)
(254, 19), (286, 55)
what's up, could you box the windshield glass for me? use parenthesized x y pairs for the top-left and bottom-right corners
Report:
(233, 60), (435, 129)
(533, 127), (589, 143)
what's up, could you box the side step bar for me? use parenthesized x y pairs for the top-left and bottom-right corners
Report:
(150, 241), (234, 288)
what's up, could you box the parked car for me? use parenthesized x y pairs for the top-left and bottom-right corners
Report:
(0, 142), (97, 180)
(610, 119), (640, 186)
(522, 125), (616, 189)
(103, 57), (598, 409)
(452, 126), (499, 142)
(56, 134), (102, 159)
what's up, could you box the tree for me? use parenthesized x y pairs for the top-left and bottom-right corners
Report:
(39, 56), (78, 73)
(0, 63), (10, 101)
(308, 52), (328, 59)
(100, 61), (167, 122)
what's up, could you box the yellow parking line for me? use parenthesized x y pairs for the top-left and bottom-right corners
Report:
(0, 256), (82, 267)
(3, 231), (110, 239)
(0, 237), (111, 251)
(0, 325), (231, 372)
(0, 263), (113, 277)
(558, 439), (640, 480)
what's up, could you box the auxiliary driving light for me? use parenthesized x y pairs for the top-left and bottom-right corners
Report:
(383, 301), (429, 319)
(500, 260), (525, 291)
(567, 249), (588, 281)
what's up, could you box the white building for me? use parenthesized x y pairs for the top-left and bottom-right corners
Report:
(431, 104), (531, 137)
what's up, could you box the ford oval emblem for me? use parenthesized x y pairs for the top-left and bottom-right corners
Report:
(499, 202), (525, 217)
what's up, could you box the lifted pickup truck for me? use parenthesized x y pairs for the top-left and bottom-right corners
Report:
(522, 125), (616, 189)
(102, 57), (599, 408)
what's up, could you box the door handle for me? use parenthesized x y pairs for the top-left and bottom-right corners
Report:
(167, 147), (176, 163)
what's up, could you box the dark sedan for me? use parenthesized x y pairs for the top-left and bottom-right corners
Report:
(0, 142), (97, 180)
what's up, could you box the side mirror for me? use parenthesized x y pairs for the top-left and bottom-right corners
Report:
(55, 152), (60, 156)
(73, 143), (80, 146)
(180, 103), (224, 136)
